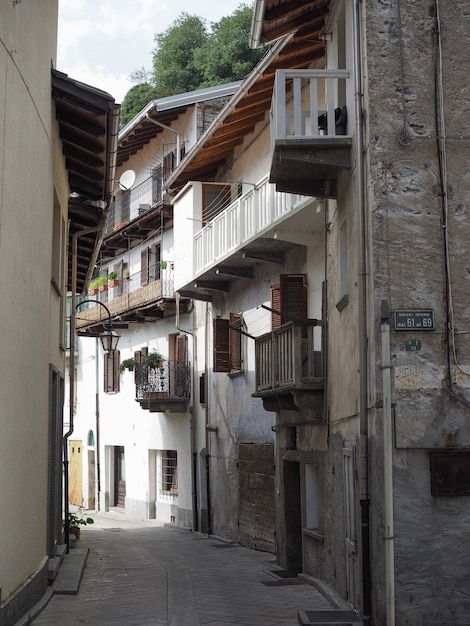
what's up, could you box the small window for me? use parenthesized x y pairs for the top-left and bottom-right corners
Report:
(213, 314), (243, 373)
(158, 450), (178, 499)
(305, 464), (320, 530)
(202, 184), (232, 225)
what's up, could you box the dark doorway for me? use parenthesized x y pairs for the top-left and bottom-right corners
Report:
(283, 460), (302, 576)
(114, 446), (126, 507)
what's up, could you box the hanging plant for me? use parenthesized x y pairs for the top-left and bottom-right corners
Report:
(143, 349), (164, 369)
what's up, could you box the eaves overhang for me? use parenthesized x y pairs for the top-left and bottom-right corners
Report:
(116, 81), (242, 169)
(52, 68), (121, 293)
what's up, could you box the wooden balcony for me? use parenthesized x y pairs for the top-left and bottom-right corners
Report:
(135, 361), (190, 413)
(270, 69), (352, 199)
(76, 263), (186, 334)
(253, 320), (325, 416)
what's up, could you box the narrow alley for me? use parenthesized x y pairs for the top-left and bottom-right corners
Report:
(23, 512), (343, 626)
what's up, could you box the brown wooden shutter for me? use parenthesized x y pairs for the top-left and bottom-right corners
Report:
(271, 284), (281, 330)
(229, 313), (242, 371)
(141, 248), (150, 286)
(280, 274), (307, 322)
(104, 350), (120, 393)
(163, 151), (174, 180)
(213, 318), (230, 372)
(176, 334), (187, 365)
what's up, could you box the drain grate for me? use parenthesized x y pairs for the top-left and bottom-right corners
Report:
(298, 609), (363, 625)
(210, 542), (236, 548)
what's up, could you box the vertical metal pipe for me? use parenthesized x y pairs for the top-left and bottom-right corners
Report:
(352, 0), (372, 620)
(381, 322), (395, 625)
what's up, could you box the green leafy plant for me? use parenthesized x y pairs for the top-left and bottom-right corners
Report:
(96, 276), (108, 286)
(143, 349), (164, 368)
(119, 357), (137, 375)
(108, 271), (118, 280)
(89, 279), (98, 291)
(67, 511), (94, 527)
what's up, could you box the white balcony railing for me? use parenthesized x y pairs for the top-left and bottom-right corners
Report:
(271, 69), (350, 142)
(194, 175), (312, 275)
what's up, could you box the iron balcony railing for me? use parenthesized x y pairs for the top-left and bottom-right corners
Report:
(194, 175), (312, 275)
(271, 69), (351, 143)
(254, 320), (325, 394)
(135, 361), (191, 400)
(106, 175), (162, 234)
(76, 262), (174, 328)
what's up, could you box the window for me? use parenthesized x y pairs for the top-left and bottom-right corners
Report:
(213, 313), (243, 373)
(158, 450), (178, 499)
(202, 184), (232, 225)
(104, 350), (120, 394)
(271, 274), (307, 330)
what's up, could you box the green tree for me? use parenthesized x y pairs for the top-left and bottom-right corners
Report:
(120, 4), (264, 126)
(120, 83), (158, 127)
(194, 6), (264, 87)
(152, 13), (208, 97)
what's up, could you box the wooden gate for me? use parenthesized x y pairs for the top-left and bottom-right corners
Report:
(69, 440), (83, 506)
(238, 443), (275, 553)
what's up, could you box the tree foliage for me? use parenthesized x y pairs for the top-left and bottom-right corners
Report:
(120, 4), (265, 126)
(120, 83), (159, 126)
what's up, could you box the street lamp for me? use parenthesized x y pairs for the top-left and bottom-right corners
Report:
(75, 298), (120, 351)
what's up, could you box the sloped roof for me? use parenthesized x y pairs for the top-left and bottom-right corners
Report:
(116, 82), (242, 169)
(165, 1), (330, 194)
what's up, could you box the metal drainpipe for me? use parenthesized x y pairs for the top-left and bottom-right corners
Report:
(95, 337), (101, 511)
(176, 292), (198, 532)
(64, 223), (100, 552)
(381, 321), (395, 625)
(352, 0), (372, 621)
(146, 115), (181, 168)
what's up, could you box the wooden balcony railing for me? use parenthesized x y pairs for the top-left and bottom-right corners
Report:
(254, 320), (325, 395)
(76, 263), (174, 328)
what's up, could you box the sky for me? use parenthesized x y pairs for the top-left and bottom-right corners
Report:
(57, 0), (248, 104)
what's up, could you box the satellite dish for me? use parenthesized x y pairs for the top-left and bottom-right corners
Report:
(118, 169), (136, 191)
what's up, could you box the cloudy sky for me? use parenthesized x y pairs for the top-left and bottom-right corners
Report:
(57, 0), (247, 103)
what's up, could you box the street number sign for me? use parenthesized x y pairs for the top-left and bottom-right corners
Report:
(394, 310), (435, 331)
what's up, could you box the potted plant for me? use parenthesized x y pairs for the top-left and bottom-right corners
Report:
(88, 279), (98, 296)
(124, 268), (131, 280)
(108, 271), (119, 288)
(65, 509), (94, 540)
(119, 357), (137, 376)
(143, 349), (164, 369)
(97, 276), (108, 292)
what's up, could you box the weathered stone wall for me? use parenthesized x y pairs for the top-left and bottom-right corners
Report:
(365, 1), (470, 623)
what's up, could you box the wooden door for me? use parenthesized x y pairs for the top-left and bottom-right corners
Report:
(69, 440), (83, 506)
(343, 448), (360, 607)
(114, 446), (126, 507)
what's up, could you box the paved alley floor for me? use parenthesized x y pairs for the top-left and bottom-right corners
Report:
(29, 511), (337, 626)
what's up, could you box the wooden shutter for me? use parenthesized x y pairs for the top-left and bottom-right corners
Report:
(280, 274), (307, 322)
(141, 248), (150, 286)
(176, 334), (187, 364)
(271, 284), (281, 330)
(213, 318), (230, 372)
(104, 350), (120, 393)
(271, 274), (307, 330)
(229, 313), (242, 371)
(163, 151), (174, 180)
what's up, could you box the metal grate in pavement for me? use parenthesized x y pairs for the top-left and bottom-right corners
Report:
(210, 542), (236, 548)
(298, 609), (363, 625)
(262, 578), (305, 586)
